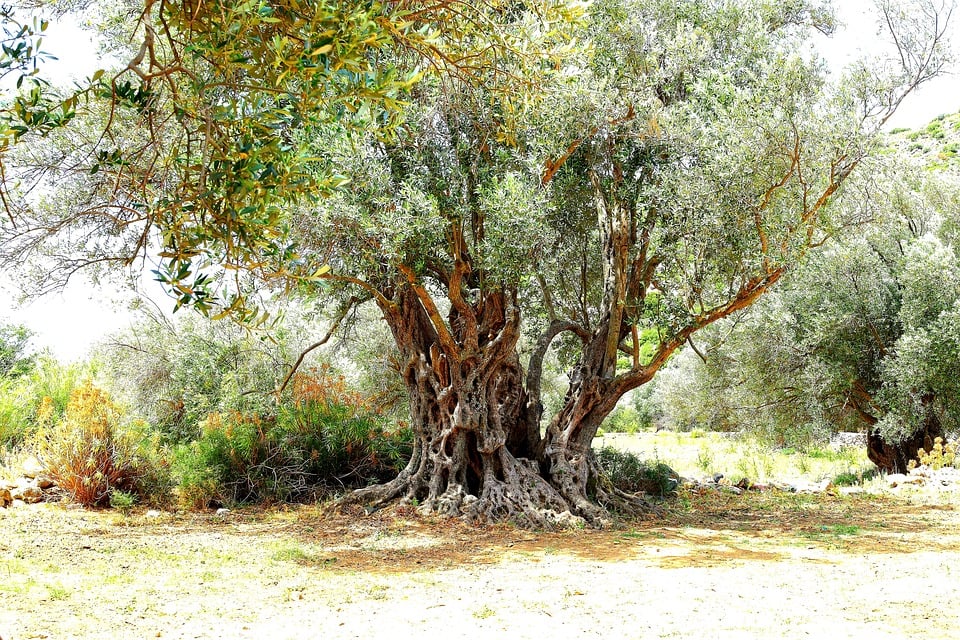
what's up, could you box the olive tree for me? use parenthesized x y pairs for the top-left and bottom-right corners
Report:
(1, 0), (954, 525)
(288, 0), (954, 524)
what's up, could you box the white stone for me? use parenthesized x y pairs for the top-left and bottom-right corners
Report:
(888, 473), (908, 487)
(21, 456), (44, 479)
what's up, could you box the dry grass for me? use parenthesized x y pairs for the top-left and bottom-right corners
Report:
(2, 489), (960, 639)
(600, 430), (870, 485)
(3, 430), (957, 639)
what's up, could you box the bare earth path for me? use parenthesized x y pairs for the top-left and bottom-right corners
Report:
(2, 491), (959, 640)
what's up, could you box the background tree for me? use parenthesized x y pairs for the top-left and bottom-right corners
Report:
(656, 141), (960, 472)
(0, 321), (34, 379)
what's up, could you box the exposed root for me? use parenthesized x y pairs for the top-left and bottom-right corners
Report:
(338, 423), (659, 529)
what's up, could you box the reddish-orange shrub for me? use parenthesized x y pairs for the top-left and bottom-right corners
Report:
(36, 382), (140, 506)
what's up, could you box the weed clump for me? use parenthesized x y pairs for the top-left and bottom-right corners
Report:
(908, 437), (958, 471)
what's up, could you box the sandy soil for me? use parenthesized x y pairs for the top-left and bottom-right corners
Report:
(2, 490), (960, 640)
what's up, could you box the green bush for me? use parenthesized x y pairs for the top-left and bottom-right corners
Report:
(171, 368), (412, 509)
(602, 406), (643, 434)
(595, 446), (679, 497)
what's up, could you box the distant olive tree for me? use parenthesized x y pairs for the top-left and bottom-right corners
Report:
(658, 158), (960, 471)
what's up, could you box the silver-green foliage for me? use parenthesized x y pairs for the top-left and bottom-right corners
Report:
(657, 145), (960, 447)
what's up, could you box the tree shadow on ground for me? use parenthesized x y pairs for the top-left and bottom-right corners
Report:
(20, 489), (960, 574)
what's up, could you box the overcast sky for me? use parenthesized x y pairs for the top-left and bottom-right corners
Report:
(2, 1), (960, 361)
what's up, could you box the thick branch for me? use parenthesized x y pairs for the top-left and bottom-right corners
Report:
(398, 263), (461, 359)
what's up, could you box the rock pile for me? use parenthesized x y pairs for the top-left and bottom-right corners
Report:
(683, 474), (792, 495)
(0, 456), (58, 508)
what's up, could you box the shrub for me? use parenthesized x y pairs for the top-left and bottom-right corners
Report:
(109, 488), (137, 513)
(35, 383), (142, 506)
(279, 368), (412, 481)
(171, 368), (412, 509)
(0, 377), (32, 447)
(0, 357), (97, 449)
(603, 407), (643, 434)
(595, 446), (679, 497)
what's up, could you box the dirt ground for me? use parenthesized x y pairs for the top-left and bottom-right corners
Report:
(3, 489), (960, 640)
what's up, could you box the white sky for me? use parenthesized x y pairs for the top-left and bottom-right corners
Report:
(2, 1), (960, 361)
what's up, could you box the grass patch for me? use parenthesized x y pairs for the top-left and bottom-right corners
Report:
(473, 605), (496, 619)
(803, 524), (862, 540)
(269, 542), (316, 564)
(599, 431), (872, 486)
(47, 584), (71, 601)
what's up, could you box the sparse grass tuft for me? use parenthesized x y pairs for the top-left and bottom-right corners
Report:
(832, 471), (861, 487)
(473, 605), (496, 619)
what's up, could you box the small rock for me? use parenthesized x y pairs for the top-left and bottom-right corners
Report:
(145, 510), (162, 518)
(19, 485), (43, 504)
(215, 508), (230, 517)
(35, 476), (56, 490)
(719, 485), (743, 495)
(712, 473), (725, 484)
(11, 499), (26, 508)
(21, 456), (44, 479)
(0, 487), (11, 507)
(552, 510), (587, 528)
(888, 473), (907, 488)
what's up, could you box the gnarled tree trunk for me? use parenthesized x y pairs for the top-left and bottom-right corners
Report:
(343, 287), (577, 528)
